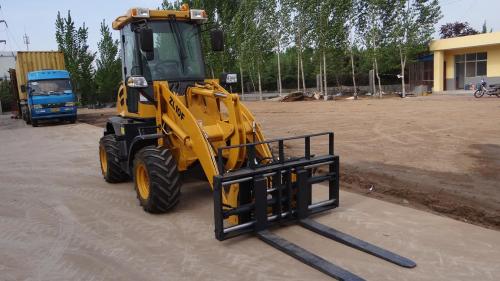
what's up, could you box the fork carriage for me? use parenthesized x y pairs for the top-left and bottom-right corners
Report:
(213, 132), (416, 281)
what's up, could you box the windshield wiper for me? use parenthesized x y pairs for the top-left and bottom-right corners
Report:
(168, 17), (187, 73)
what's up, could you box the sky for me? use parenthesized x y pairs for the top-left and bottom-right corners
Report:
(1, 0), (499, 54)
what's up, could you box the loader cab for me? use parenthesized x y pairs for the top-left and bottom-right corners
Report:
(113, 6), (216, 118)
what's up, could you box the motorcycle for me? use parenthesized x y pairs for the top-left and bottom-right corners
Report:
(474, 79), (500, 98)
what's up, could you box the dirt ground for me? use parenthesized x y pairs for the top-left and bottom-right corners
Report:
(78, 95), (500, 230)
(1, 114), (499, 281)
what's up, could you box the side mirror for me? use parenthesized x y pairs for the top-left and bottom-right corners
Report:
(211, 30), (224, 52)
(20, 85), (26, 93)
(140, 28), (154, 53)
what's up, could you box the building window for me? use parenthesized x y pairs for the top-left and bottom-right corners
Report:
(459, 52), (487, 77)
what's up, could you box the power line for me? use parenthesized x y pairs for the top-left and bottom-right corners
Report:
(0, 5), (21, 51)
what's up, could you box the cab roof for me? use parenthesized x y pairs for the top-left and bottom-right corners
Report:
(112, 4), (206, 30)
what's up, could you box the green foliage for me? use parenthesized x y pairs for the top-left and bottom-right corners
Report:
(55, 11), (96, 104)
(440, 22), (478, 39)
(95, 20), (121, 103)
(50, 1), (445, 102)
(0, 79), (13, 112)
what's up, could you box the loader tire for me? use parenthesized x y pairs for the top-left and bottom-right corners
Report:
(133, 146), (181, 213)
(99, 134), (129, 183)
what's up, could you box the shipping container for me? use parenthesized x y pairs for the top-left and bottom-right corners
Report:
(14, 51), (66, 101)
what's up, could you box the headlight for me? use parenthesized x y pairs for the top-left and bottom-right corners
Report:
(33, 104), (42, 109)
(130, 7), (149, 18)
(65, 102), (75, 107)
(127, 76), (148, 88)
(190, 9), (208, 23)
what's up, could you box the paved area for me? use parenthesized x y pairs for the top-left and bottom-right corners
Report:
(0, 115), (499, 281)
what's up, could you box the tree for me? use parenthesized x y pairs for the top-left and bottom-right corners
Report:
(55, 11), (96, 104)
(95, 20), (121, 103)
(357, 0), (391, 98)
(0, 79), (13, 112)
(346, 0), (360, 99)
(392, 0), (441, 97)
(440, 22), (478, 39)
(270, 0), (292, 96)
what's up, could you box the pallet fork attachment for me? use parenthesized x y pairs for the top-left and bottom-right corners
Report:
(213, 132), (416, 281)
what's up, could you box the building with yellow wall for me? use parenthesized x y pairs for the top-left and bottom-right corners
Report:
(429, 32), (500, 91)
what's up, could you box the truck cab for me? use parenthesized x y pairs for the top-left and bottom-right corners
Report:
(24, 70), (77, 126)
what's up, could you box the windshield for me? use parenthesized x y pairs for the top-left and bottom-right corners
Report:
(29, 79), (72, 96)
(127, 21), (205, 82)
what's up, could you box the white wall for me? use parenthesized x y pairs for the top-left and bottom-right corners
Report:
(0, 51), (16, 80)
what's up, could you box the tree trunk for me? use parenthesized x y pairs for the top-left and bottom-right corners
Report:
(249, 63), (256, 93)
(399, 47), (406, 98)
(374, 56), (382, 98)
(258, 65), (263, 101)
(210, 66), (215, 79)
(319, 60), (323, 94)
(239, 62), (244, 100)
(277, 43), (282, 96)
(323, 50), (328, 99)
(350, 47), (358, 100)
(297, 52), (300, 92)
(300, 54), (306, 92)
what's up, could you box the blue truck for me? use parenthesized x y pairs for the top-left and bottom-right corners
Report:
(12, 51), (77, 127)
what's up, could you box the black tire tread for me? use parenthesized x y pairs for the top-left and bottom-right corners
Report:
(134, 146), (181, 213)
(99, 134), (129, 183)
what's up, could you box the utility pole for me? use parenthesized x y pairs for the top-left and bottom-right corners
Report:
(23, 33), (30, 51)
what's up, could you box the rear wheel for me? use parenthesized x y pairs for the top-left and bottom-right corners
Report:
(474, 90), (485, 98)
(99, 134), (129, 183)
(133, 146), (181, 213)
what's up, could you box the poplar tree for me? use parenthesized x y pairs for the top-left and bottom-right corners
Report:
(55, 11), (96, 104)
(95, 20), (122, 103)
(391, 0), (441, 97)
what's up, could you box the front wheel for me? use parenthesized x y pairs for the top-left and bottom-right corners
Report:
(474, 90), (485, 98)
(133, 146), (181, 213)
(99, 134), (129, 183)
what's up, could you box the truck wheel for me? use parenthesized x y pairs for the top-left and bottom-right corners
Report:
(99, 134), (129, 183)
(133, 146), (181, 213)
(31, 120), (38, 127)
(69, 117), (77, 124)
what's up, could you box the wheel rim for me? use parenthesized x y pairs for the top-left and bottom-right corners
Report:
(136, 163), (150, 200)
(99, 144), (108, 175)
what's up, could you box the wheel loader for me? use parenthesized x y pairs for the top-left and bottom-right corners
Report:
(98, 5), (416, 280)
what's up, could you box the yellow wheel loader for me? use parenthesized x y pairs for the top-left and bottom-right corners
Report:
(98, 5), (416, 280)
